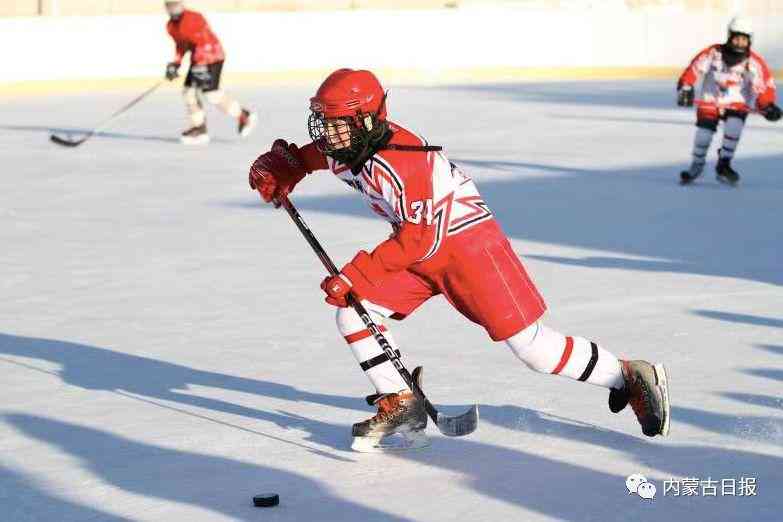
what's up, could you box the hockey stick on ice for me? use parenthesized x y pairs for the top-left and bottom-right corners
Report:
(50, 80), (165, 147)
(276, 195), (479, 437)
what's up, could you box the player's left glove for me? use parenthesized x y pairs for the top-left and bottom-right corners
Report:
(190, 64), (212, 84)
(165, 62), (180, 81)
(677, 84), (694, 107)
(761, 103), (782, 122)
(249, 139), (308, 205)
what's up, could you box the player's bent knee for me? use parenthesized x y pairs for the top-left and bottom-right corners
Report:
(506, 322), (546, 371)
(335, 306), (389, 336)
(204, 89), (226, 105)
(724, 109), (748, 122)
(183, 87), (199, 105)
(696, 118), (718, 131)
(506, 322), (564, 373)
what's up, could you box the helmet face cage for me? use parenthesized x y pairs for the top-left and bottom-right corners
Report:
(728, 31), (751, 52)
(308, 110), (384, 165)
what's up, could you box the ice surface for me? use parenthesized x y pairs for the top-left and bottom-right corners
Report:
(1, 80), (782, 521)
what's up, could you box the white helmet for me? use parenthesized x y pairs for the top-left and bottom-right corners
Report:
(728, 16), (753, 38)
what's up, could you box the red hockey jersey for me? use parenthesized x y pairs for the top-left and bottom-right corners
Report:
(300, 122), (495, 282)
(166, 10), (225, 66)
(679, 44), (776, 112)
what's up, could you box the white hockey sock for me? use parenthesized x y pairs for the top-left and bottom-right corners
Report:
(204, 89), (242, 118)
(336, 306), (408, 394)
(690, 126), (715, 173)
(719, 116), (745, 160)
(506, 322), (624, 389)
(183, 87), (205, 127)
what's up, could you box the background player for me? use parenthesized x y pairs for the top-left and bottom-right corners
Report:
(248, 69), (670, 451)
(164, 1), (257, 144)
(678, 16), (780, 186)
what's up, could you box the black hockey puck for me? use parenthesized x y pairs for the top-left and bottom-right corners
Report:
(253, 493), (279, 507)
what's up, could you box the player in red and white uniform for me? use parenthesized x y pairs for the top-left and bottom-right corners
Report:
(164, 1), (257, 145)
(248, 69), (670, 450)
(678, 16), (780, 185)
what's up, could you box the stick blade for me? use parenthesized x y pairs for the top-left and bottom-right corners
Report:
(50, 134), (85, 147)
(435, 404), (479, 437)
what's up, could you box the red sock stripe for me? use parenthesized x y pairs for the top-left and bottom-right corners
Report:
(344, 325), (388, 344)
(552, 336), (574, 375)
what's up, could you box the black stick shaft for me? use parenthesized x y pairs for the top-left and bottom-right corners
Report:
(278, 196), (440, 422)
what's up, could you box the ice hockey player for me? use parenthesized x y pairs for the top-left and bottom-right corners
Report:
(678, 16), (780, 186)
(248, 69), (670, 452)
(164, 1), (257, 144)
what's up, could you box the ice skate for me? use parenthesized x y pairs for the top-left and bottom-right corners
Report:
(715, 157), (740, 186)
(180, 124), (210, 145)
(351, 366), (428, 452)
(679, 163), (704, 185)
(608, 360), (670, 437)
(238, 109), (258, 138)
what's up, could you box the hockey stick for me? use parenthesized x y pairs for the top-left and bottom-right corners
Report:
(276, 195), (479, 437)
(50, 80), (165, 147)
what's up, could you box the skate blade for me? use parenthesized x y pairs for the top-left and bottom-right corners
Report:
(653, 363), (671, 437)
(180, 135), (211, 145)
(351, 430), (429, 453)
(716, 175), (737, 187)
(240, 113), (258, 138)
(679, 171), (694, 185)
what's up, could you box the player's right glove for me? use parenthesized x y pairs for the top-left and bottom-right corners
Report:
(677, 84), (694, 107)
(248, 139), (308, 205)
(165, 62), (180, 81)
(761, 103), (782, 122)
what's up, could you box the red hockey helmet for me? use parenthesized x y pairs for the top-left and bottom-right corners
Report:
(309, 68), (387, 120)
(308, 69), (389, 163)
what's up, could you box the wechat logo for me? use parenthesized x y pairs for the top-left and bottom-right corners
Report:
(626, 473), (657, 500)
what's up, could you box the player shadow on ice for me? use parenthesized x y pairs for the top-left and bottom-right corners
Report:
(1, 414), (409, 522)
(691, 310), (783, 329)
(0, 333), (368, 457)
(438, 80), (677, 110)
(550, 113), (783, 133)
(275, 152), (783, 288)
(742, 368), (783, 383)
(0, 124), (232, 145)
(7, 412), (781, 522)
(720, 392), (783, 412)
(447, 405), (782, 517)
(0, 463), (133, 522)
(756, 344), (783, 356)
(719, 344), (783, 412)
(479, 400), (783, 448)
(383, 404), (783, 520)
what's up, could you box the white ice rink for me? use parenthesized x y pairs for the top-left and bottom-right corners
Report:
(1, 80), (782, 521)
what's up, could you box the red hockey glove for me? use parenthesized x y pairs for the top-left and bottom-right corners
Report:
(249, 139), (307, 205)
(320, 273), (354, 307)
